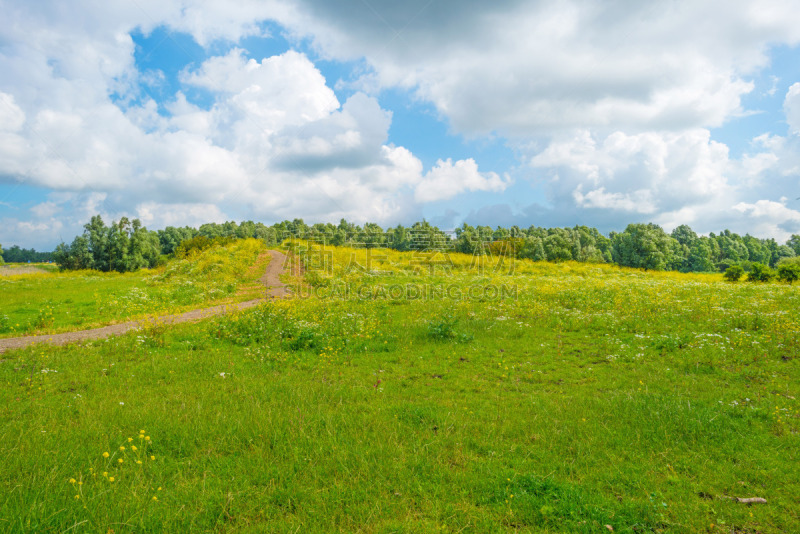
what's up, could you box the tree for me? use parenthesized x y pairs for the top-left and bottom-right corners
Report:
(687, 239), (715, 272)
(0, 243), (4, 265)
(723, 264), (744, 282)
(778, 263), (800, 284)
(787, 234), (800, 256)
(543, 233), (573, 262)
(611, 223), (677, 271)
(671, 225), (698, 247)
(747, 263), (775, 282)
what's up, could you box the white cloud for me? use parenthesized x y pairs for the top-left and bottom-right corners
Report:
(414, 158), (510, 203)
(784, 82), (800, 134)
(282, 0), (800, 135)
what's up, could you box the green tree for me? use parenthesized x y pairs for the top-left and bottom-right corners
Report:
(723, 264), (744, 282)
(778, 263), (800, 284)
(0, 243), (4, 266)
(747, 263), (775, 282)
(543, 233), (573, 262)
(687, 239), (715, 272)
(611, 223), (677, 271)
(84, 215), (110, 271)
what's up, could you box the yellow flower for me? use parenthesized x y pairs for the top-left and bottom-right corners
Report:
(119, 446), (125, 451)
(150, 455), (155, 460)
(139, 429), (145, 434)
(118, 458), (124, 464)
(136, 460), (142, 465)
(108, 477), (115, 482)
(102, 472), (108, 477)
(145, 436), (150, 441)
(74, 495), (80, 500)
(69, 478), (76, 484)
(127, 437), (133, 442)
(131, 445), (137, 451)
(102, 452), (109, 458)
(152, 496), (158, 501)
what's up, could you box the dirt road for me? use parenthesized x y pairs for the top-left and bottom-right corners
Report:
(0, 249), (292, 353)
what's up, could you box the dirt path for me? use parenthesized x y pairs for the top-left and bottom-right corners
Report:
(0, 249), (292, 354)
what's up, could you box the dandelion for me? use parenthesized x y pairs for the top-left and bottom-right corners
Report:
(118, 458), (123, 464)
(145, 436), (150, 441)
(131, 445), (137, 451)
(136, 460), (142, 465)
(119, 446), (125, 451)
(75, 495), (80, 500)
(127, 437), (133, 442)
(150, 455), (155, 460)
(139, 429), (145, 434)
(108, 477), (115, 482)
(69, 478), (76, 484)
(102, 472), (108, 477)
(152, 496), (158, 501)
(102, 452), (109, 458)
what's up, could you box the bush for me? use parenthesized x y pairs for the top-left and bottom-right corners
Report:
(778, 262), (800, 284)
(723, 264), (744, 282)
(747, 263), (775, 282)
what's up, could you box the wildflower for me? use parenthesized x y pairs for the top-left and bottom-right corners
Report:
(108, 477), (115, 482)
(118, 458), (123, 464)
(69, 478), (76, 484)
(152, 496), (158, 501)
(139, 429), (145, 434)
(136, 460), (142, 465)
(102, 472), (108, 477)
(150, 455), (155, 460)
(131, 445), (137, 451)
(102, 452), (109, 458)
(119, 446), (125, 451)
(75, 495), (80, 500)
(127, 437), (133, 442)
(145, 436), (150, 441)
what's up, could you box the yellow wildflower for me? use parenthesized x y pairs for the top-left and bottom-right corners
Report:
(102, 452), (109, 458)
(119, 446), (125, 451)
(131, 445), (137, 452)
(69, 478), (76, 484)
(118, 458), (123, 464)
(150, 455), (155, 460)
(108, 477), (115, 482)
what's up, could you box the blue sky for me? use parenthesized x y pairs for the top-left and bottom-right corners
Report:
(2, 0), (800, 250)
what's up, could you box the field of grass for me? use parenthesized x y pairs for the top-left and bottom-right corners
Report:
(0, 240), (267, 338)
(0, 244), (798, 533)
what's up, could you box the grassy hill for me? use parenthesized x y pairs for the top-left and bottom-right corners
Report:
(0, 244), (797, 532)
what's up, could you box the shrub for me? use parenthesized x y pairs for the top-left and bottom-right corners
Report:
(747, 263), (774, 282)
(723, 264), (744, 282)
(778, 262), (800, 284)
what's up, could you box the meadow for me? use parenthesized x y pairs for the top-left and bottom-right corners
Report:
(0, 239), (266, 337)
(0, 242), (798, 533)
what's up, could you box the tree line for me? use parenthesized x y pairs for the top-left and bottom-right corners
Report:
(46, 215), (800, 275)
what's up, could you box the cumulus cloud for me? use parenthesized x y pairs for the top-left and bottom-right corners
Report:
(282, 0), (800, 135)
(415, 159), (510, 202)
(3, 0), (800, 248)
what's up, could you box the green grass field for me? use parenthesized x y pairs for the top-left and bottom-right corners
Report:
(0, 244), (798, 533)
(0, 240), (266, 338)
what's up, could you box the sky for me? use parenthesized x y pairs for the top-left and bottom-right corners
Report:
(2, 1), (800, 250)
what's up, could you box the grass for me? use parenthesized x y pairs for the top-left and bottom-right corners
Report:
(0, 244), (798, 532)
(0, 240), (267, 338)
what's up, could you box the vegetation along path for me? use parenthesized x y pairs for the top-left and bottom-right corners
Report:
(0, 249), (291, 353)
